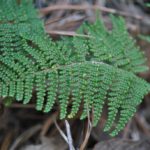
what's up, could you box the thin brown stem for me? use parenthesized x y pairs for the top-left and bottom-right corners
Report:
(80, 104), (92, 150)
(40, 4), (143, 20)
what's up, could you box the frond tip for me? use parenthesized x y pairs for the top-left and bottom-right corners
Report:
(0, 0), (150, 136)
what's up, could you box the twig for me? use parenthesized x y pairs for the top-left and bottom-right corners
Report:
(1, 131), (14, 150)
(10, 125), (42, 150)
(123, 120), (132, 139)
(40, 4), (143, 20)
(46, 30), (92, 38)
(134, 114), (150, 136)
(54, 119), (68, 143)
(10, 103), (35, 109)
(54, 119), (75, 150)
(80, 104), (92, 150)
(40, 112), (58, 136)
(65, 120), (74, 150)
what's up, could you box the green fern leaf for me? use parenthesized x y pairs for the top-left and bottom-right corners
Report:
(0, 0), (150, 137)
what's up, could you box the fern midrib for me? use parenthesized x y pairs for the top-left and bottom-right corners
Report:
(1, 60), (144, 87)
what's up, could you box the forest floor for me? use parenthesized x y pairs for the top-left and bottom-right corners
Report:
(1, 0), (150, 150)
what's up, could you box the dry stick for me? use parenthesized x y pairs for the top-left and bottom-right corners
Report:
(10, 125), (42, 150)
(40, 112), (58, 136)
(10, 103), (35, 109)
(80, 104), (92, 150)
(54, 119), (75, 150)
(134, 114), (150, 136)
(1, 132), (14, 150)
(46, 30), (92, 38)
(122, 120), (132, 139)
(54, 119), (68, 143)
(65, 120), (74, 150)
(43, 4), (144, 37)
(40, 4), (143, 20)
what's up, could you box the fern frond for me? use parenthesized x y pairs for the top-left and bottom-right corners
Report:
(0, 0), (150, 137)
(74, 15), (148, 73)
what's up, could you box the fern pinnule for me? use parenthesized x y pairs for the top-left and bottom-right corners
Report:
(1, 83), (8, 98)
(22, 40), (48, 70)
(0, 67), (13, 84)
(35, 73), (46, 111)
(80, 64), (92, 120)
(104, 74), (131, 132)
(58, 68), (71, 119)
(44, 72), (58, 113)
(16, 79), (24, 101)
(68, 67), (82, 118)
(10, 53), (34, 72)
(23, 75), (34, 104)
(92, 65), (116, 126)
(8, 81), (16, 97)
(8, 57), (26, 75)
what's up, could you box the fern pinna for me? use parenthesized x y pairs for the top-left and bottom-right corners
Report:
(0, 0), (150, 136)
